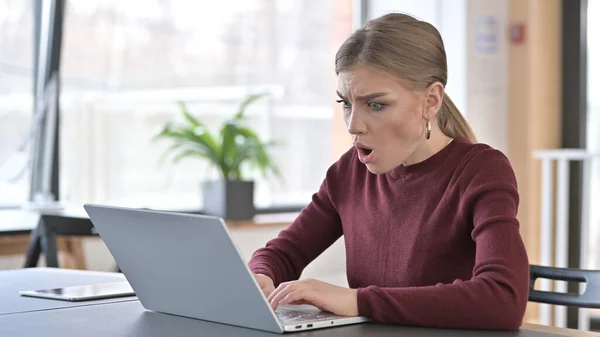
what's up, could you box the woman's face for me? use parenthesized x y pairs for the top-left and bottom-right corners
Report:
(337, 64), (441, 174)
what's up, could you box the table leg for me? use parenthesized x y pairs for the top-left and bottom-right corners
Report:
(24, 225), (42, 268)
(39, 221), (59, 268)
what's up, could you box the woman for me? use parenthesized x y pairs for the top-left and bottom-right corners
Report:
(248, 13), (529, 330)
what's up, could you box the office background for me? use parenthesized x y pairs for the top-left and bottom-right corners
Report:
(0, 0), (599, 331)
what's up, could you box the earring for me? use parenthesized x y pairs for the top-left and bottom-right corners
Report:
(425, 120), (431, 140)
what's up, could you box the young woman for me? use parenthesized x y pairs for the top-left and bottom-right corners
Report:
(248, 13), (529, 330)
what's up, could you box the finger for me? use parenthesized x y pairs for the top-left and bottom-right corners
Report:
(267, 279), (314, 306)
(267, 281), (292, 302)
(279, 289), (310, 305)
(286, 292), (327, 312)
(266, 285), (279, 302)
(269, 284), (293, 309)
(267, 278), (312, 305)
(270, 284), (298, 309)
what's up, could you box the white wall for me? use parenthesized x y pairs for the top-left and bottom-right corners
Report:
(465, 0), (509, 154)
(365, 0), (510, 154)
(439, 0), (468, 118)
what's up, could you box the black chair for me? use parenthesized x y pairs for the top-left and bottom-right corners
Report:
(529, 264), (600, 308)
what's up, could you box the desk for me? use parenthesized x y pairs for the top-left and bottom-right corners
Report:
(0, 268), (595, 337)
(0, 209), (90, 269)
(0, 209), (298, 270)
(23, 209), (95, 269)
(0, 208), (93, 269)
(0, 267), (136, 316)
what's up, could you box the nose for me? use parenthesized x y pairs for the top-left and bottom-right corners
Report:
(346, 111), (366, 135)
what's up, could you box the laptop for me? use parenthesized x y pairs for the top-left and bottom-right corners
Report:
(83, 204), (369, 333)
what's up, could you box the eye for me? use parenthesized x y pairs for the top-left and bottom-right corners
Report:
(336, 100), (352, 110)
(368, 102), (386, 111)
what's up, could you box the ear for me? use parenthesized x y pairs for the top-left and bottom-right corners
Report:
(422, 82), (444, 120)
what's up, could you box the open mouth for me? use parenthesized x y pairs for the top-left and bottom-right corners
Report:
(355, 144), (375, 164)
(358, 147), (373, 156)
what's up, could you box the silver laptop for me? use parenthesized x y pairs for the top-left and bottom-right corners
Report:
(83, 204), (369, 333)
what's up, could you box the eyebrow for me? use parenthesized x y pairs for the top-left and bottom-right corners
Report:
(336, 91), (389, 100)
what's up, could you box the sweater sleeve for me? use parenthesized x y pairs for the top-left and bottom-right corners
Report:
(248, 164), (344, 286)
(356, 149), (530, 330)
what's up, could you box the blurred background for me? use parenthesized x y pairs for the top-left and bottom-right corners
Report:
(0, 0), (599, 332)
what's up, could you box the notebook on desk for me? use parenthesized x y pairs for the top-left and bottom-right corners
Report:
(83, 204), (368, 333)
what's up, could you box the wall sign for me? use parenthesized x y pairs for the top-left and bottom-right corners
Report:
(475, 15), (499, 54)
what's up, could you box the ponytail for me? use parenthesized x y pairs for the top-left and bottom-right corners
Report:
(438, 93), (477, 143)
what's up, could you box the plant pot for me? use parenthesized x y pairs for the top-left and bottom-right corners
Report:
(201, 180), (255, 220)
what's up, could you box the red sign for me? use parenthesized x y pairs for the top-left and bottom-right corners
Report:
(510, 23), (526, 44)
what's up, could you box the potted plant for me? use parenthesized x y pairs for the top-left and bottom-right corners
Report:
(153, 93), (280, 220)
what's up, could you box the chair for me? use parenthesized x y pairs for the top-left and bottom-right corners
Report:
(529, 264), (600, 308)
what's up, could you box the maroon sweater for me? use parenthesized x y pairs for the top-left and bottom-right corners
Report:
(248, 137), (529, 330)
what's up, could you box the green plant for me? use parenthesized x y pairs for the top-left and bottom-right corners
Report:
(153, 93), (280, 181)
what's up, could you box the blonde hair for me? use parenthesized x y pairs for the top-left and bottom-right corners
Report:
(335, 13), (476, 143)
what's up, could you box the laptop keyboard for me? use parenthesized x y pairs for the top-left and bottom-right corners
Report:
(276, 308), (341, 324)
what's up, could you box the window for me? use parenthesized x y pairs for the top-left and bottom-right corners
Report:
(59, 0), (351, 210)
(0, 0), (33, 207)
(587, 0), (600, 269)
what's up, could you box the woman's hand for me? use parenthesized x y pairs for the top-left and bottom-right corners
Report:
(267, 278), (359, 317)
(254, 274), (276, 297)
